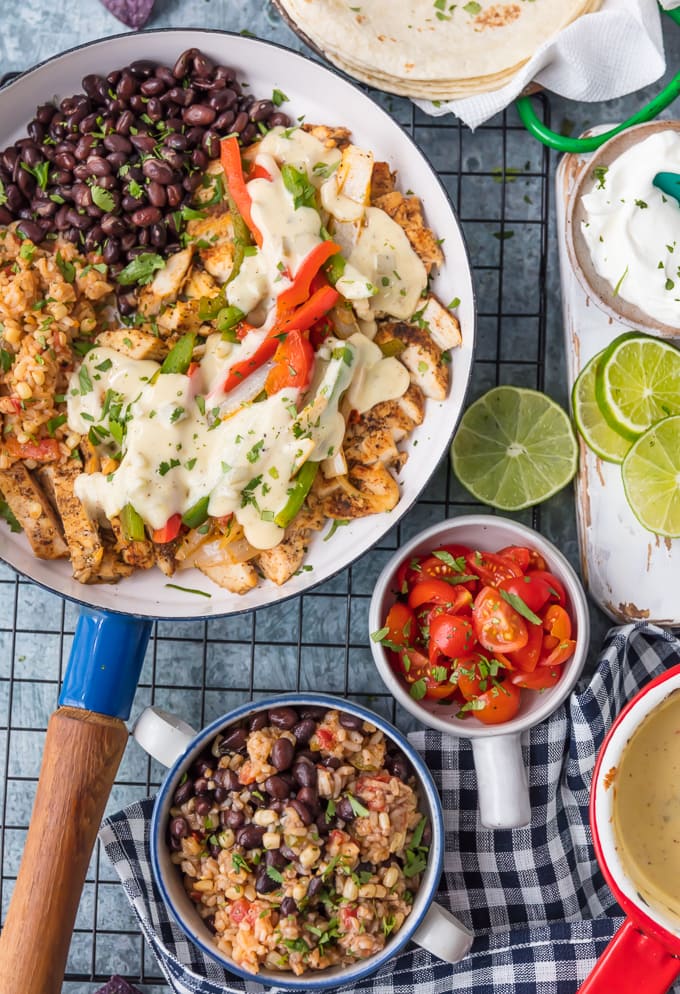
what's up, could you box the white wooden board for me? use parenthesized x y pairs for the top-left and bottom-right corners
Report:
(556, 139), (680, 626)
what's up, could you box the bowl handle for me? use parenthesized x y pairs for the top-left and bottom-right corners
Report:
(577, 918), (680, 994)
(133, 705), (197, 768)
(412, 902), (473, 963)
(471, 733), (531, 829)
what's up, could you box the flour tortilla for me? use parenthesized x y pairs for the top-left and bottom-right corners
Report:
(277, 0), (598, 87)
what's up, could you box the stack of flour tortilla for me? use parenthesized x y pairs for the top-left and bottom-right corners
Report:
(275, 0), (602, 100)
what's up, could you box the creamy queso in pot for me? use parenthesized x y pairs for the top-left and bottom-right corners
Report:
(612, 688), (680, 926)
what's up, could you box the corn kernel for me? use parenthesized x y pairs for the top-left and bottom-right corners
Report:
(253, 808), (278, 827)
(262, 832), (281, 850)
(383, 866), (399, 889)
(15, 381), (32, 400)
(343, 878), (359, 901)
(299, 844), (321, 869)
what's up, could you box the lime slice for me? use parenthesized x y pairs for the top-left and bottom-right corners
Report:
(451, 386), (578, 511)
(622, 415), (680, 537)
(572, 352), (631, 464)
(595, 333), (680, 442)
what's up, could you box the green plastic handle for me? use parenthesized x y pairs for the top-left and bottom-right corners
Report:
(515, 5), (680, 153)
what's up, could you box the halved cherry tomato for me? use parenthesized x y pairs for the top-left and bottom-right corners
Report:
(499, 574), (552, 614)
(395, 555), (425, 595)
(527, 549), (548, 571)
(398, 648), (456, 700)
(408, 578), (460, 610)
(420, 552), (473, 582)
(466, 551), (523, 587)
(452, 653), (491, 700)
(152, 513), (182, 544)
(539, 638), (577, 668)
(511, 666), (561, 690)
(541, 604), (572, 641)
(473, 586), (528, 653)
(497, 545), (531, 571)
(429, 614), (476, 661)
(424, 675), (458, 700)
(471, 679), (521, 725)
(383, 602), (416, 650)
(505, 620), (543, 672)
(398, 647), (429, 683)
(526, 570), (567, 607)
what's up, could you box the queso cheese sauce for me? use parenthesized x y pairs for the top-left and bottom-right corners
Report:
(612, 688), (680, 926)
(67, 127), (420, 551)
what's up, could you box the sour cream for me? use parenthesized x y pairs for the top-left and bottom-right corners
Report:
(580, 130), (680, 328)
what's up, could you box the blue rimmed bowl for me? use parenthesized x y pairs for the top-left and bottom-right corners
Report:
(133, 692), (473, 989)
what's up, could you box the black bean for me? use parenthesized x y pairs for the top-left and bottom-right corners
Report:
(131, 205), (162, 227)
(296, 787), (319, 812)
(215, 64), (237, 84)
(270, 738), (294, 772)
(50, 169), (71, 187)
(147, 181), (167, 209)
(255, 866), (280, 894)
(106, 151), (127, 171)
(183, 126), (205, 148)
(336, 797), (356, 822)
(54, 150), (76, 171)
(307, 876), (324, 899)
(79, 112), (100, 134)
(129, 59), (156, 79)
(31, 199), (56, 218)
(35, 102), (57, 125)
(268, 111), (291, 128)
(102, 238), (121, 264)
(194, 776), (211, 794)
(0, 206), (12, 226)
(165, 116), (184, 133)
(292, 719), (316, 745)
(190, 148), (208, 171)
(385, 752), (411, 780)
(268, 707), (299, 731)
(301, 707), (327, 721)
(194, 794), (212, 817)
(22, 146), (43, 170)
(170, 816), (189, 838)
(170, 770), (191, 813)
(236, 824), (265, 849)
(173, 48), (199, 78)
(169, 835), (182, 852)
(242, 121), (258, 143)
(316, 813), (332, 835)
(250, 99), (274, 123)
(146, 97), (163, 122)
(214, 786), (229, 804)
(63, 227), (81, 245)
(292, 760), (317, 789)
(183, 104), (216, 127)
(117, 289), (137, 314)
(202, 131), (220, 159)
(116, 73), (137, 102)
(73, 163), (91, 182)
(120, 231), (137, 252)
(65, 208), (90, 230)
(339, 713), (364, 731)
(54, 205), (71, 230)
(220, 726), (248, 753)
(233, 111), (249, 134)
(142, 158), (174, 184)
(122, 194), (144, 213)
(85, 226), (103, 252)
(422, 822), (432, 846)
(280, 896), (297, 916)
(86, 155), (111, 177)
(222, 807), (245, 829)
(104, 133), (132, 155)
(140, 77), (166, 97)
(289, 799), (313, 825)
(27, 120), (45, 144)
(215, 110), (236, 132)
(265, 848), (287, 871)
(165, 132), (188, 152)
(150, 222), (167, 248)
(264, 774), (291, 800)
(158, 148), (184, 171)
(16, 170), (35, 199)
(116, 110), (135, 135)
(101, 214), (127, 238)
(155, 65), (176, 87)
(129, 134), (156, 155)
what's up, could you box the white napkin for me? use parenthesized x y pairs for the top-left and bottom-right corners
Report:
(416, 0), (665, 129)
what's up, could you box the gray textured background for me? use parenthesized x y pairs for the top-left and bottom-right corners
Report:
(0, 3), (679, 990)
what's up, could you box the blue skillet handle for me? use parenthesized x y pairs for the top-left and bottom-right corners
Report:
(59, 608), (153, 719)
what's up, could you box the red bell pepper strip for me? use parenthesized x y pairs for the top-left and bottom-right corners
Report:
(249, 163), (272, 181)
(220, 136), (263, 248)
(222, 284), (339, 393)
(277, 241), (340, 313)
(265, 330), (315, 395)
(152, 513), (182, 544)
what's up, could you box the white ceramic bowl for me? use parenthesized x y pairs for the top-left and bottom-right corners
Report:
(368, 515), (589, 829)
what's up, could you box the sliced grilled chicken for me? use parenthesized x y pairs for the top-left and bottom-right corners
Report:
(315, 462), (400, 519)
(109, 516), (156, 570)
(0, 463), (68, 559)
(95, 328), (168, 361)
(187, 212), (236, 283)
(183, 266), (222, 302)
(374, 323), (448, 400)
(138, 248), (193, 315)
(417, 295), (462, 351)
(40, 461), (104, 582)
(196, 559), (258, 594)
(370, 161), (397, 202)
(303, 124), (351, 149)
(155, 540), (179, 577)
(256, 498), (325, 586)
(372, 191), (444, 273)
(85, 549), (134, 583)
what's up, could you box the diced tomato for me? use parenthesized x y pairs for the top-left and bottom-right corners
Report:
(499, 574), (552, 614)
(505, 620), (543, 673)
(264, 329), (314, 394)
(4, 436), (61, 462)
(473, 586), (528, 653)
(408, 578), (461, 610)
(511, 666), (562, 690)
(465, 550), (523, 587)
(383, 601), (417, 650)
(541, 604), (572, 641)
(497, 545), (531, 571)
(229, 898), (252, 924)
(340, 906), (359, 928)
(526, 570), (567, 607)
(152, 513), (182, 544)
(472, 679), (521, 725)
(429, 614), (476, 660)
(316, 727), (335, 749)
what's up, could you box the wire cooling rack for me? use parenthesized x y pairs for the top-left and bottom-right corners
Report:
(0, 84), (553, 990)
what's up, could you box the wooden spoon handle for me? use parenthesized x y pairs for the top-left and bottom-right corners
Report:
(0, 706), (129, 994)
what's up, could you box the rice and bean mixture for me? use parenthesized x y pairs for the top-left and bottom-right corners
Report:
(168, 706), (430, 975)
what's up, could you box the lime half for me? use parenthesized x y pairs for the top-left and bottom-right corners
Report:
(596, 333), (680, 441)
(572, 352), (631, 464)
(451, 386), (578, 511)
(622, 415), (680, 537)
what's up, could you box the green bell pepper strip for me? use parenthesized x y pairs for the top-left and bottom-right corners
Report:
(274, 461), (319, 529)
(120, 503), (146, 542)
(181, 495), (210, 530)
(160, 332), (196, 375)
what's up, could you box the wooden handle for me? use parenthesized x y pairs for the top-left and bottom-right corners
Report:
(0, 706), (129, 994)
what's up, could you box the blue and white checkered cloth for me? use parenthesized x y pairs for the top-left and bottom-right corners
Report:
(100, 621), (680, 994)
